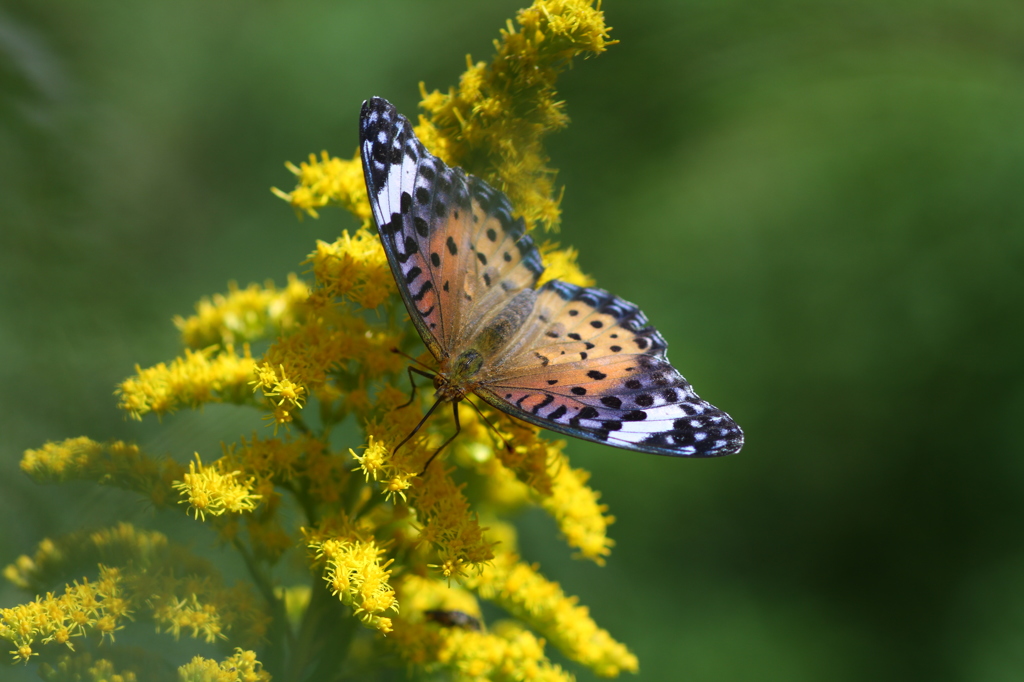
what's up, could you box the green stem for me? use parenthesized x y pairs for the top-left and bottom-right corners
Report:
(288, 577), (356, 682)
(233, 538), (294, 677)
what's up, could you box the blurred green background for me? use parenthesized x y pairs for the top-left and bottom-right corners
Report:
(3, 1), (1023, 680)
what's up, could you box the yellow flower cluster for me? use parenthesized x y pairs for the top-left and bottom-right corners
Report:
(390, 575), (576, 681)
(39, 653), (139, 682)
(465, 550), (639, 676)
(272, 151), (371, 223)
(3, 523), (169, 592)
(307, 228), (394, 309)
(141, 568), (270, 649)
(175, 274), (310, 349)
(310, 533), (397, 634)
(2, 525), (270, 666)
(409, 465), (496, 581)
(173, 454), (262, 521)
(416, 0), (614, 233)
(117, 345), (257, 420)
(539, 242), (594, 288)
(178, 648), (270, 682)
(10, 1), (640, 678)
(0, 565), (128, 664)
(543, 452), (616, 564)
(395, 619), (575, 682)
(20, 437), (183, 507)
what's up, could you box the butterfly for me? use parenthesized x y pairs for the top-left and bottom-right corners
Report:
(359, 97), (743, 468)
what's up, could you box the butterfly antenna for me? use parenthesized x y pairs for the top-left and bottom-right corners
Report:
(391, 347), (434, 372)
(464, 398), (514, 454)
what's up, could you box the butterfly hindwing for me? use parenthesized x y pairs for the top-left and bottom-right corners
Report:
(477, 281), (744, 456)
(360, 97), (544, 359)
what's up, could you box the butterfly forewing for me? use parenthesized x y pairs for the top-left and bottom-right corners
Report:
(360, 97), (744, 458)
(360, 97), (544, 360)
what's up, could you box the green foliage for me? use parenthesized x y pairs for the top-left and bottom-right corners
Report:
(2, 1), (1024, 680)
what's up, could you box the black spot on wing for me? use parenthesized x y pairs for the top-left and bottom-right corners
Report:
(412, 280), (433, 302)
(531, 395), (554, 414)
(515, 233), (544, 277)
(649, 405), (744, 456)
(414, 216), (429, 237)
(541, 280), (578, 302)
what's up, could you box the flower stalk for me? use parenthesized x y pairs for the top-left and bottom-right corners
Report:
(7, 2), (638, 679)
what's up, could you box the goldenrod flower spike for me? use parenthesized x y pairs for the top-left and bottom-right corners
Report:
(178, 648), (270, 682)
(271, 151), (372, 223)
(417, 0), (614, 233)
(310, 534), (398, 634)
(117, 344), (258, 419)
(466, 549), (639, 676)
(11, 1), (645, 678)
(21, 437), (183, 507)
(175, 274), (310, 349)
(173, 453), (262, 521)
(0, 566), (130, 665)
(39, 653), (142, 682)
(542, 450), (616, 564)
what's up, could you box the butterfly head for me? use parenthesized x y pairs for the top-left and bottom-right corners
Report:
(433, 349), (483, 402)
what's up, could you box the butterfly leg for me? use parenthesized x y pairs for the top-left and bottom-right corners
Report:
(464, 398), (515, 454)
(420, 401), (462, 475)
(397, 366), (436, 410)
(392, 396), (443, 458)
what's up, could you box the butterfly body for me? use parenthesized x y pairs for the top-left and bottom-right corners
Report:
(360, 97), (744, 460)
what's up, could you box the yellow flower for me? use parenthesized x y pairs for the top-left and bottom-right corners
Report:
(175, 275), (310, 349)
(173, 454), (262, 521)
(351, 436), (389, 481)
(20, 438), (183, 507)
(311, 534), (398, 634)
(0, 566), (130, 664)
(539, 241), (594, 287)
(271, 151), (371, 224)
(178, 648), (270, 682)
(467, 549), (639, 677)
(11, 1), (645, 679)
(117, 345), (257, 419)
(39, 653), (140, 682)
(416, 0), (614, 233)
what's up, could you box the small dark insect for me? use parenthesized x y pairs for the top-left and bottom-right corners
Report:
(423, 609), (482, 631)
